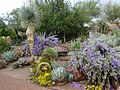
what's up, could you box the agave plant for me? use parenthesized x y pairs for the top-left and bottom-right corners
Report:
(52, 67), (73, 83)
(2, 51), (16, 62)
(12, 58), (26, 69)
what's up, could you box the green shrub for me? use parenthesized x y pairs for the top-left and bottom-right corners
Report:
(69, 37), (81, 51)
(0, 36), (11, 53)
(43, 47), (58, 59)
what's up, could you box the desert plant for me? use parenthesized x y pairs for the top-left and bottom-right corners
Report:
(12, 58), (26, 69)
(2, 51), (16, 62)
(43, 47), (58, 59)
(52, 67), (73, 83)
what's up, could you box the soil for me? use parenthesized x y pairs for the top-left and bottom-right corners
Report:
(0, 61), (80, 90)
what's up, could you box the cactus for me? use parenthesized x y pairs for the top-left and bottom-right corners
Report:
(43, 47), (58, 60)
(2, 51), (16, 62)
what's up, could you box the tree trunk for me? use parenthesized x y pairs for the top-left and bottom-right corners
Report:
(14, 28), (22, 39)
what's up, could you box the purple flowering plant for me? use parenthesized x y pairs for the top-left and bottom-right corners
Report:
(68, 33), (120, 89)
(24, 33), (59, 56)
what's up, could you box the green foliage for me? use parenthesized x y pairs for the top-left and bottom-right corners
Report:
(104, 1), (120, 21)
(0, 18), (16, 38)
(21, 5), (36, 24)
(1, 0), (101, 41)
(12, 58), (26, 69)
(0, 37), (11, 53)
(43, 47), (58, 59)
(69, 37), (81, 51)
(89, 33), (120, 53)
(2, 51), (16, 62)
(29, 0), (100, 41)
(39, 56), (51, 65)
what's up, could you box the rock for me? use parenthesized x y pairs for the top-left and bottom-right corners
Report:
(54, 44), (69, 53)
(106, 23), (120, 31)
(91, 25), (100, 33)
(116, 86), (120, 90)
(58, 56), (71, 61)
(70, 70), (85, 81)
(0, 60), (7, 69)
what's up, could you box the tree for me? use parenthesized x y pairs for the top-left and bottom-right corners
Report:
(5, 8), (24, 39)
(104, 1), (120, 21)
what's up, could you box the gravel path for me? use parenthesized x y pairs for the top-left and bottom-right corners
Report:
(0, 73), (50, 90)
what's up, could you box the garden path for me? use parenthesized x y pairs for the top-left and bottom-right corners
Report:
(0, 62), (79, 90)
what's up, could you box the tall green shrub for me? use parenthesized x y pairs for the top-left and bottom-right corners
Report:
(0, 37), (11, 53)
(104, 1), (120, 21)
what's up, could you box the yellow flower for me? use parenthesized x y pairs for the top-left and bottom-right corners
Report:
(84, 85), (102, 90)
(38, 72), (52, 86)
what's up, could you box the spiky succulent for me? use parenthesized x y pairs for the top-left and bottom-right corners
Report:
(2, 51), (16, 62)
(52, 67), (73, 83)
(12, 58), (26, 69)
(43, 47), (58, 59)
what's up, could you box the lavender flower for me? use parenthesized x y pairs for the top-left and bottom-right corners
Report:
(68, 33), (120, 89)
(71, 82), (85, 90)
(24, 34), (60, 56)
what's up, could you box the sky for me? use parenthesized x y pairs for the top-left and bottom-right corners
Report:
(0, 0), (120, 16)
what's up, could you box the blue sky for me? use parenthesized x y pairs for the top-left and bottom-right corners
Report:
(0, 0), (120, 16)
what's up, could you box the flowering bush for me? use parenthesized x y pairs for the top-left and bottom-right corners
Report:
(84, 85), (102, 90)
(24, 34), (59, 56)
(68, 33), (120, 89)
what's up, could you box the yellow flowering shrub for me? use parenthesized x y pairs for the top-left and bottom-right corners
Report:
(84, 85), (102, 90)
(38, 72), (52, 86)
